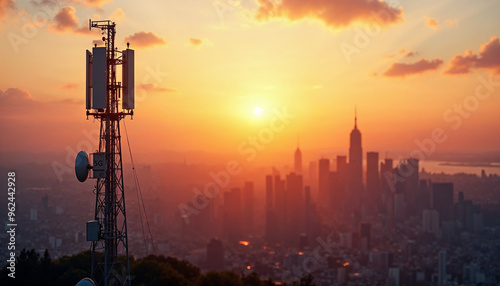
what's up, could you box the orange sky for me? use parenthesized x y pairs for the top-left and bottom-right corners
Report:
(1, 0), (500, 166)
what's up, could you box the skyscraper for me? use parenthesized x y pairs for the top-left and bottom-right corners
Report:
(207, 238), (224, 271)
(286, 172), (304, 239)
(223, 188), (242, 240)
(265, 175), (278, 241)
(432, 183), (454, 223)
(318, 158), (330, 206)
(380, 158), (394, 192)
(359, 222), (371, 251)
(243, 181), (254, 233)
(265, 175), (274, 210)
(366, 152), (380, 195)
(438, 250), (446, 286)
(294, 145), (302, 174)
(348, 109), (363, 205)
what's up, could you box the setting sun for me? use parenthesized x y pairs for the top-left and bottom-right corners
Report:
(253, 107), (263, 117)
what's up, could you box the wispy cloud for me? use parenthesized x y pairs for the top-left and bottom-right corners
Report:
(425, 17), (439, 30)
(59, 83), (78, 90)
(50, 6), (99, 35)
(0, 0), (15, 19)
(188, 38), (203, 47)
(383, 58), (443, 77)
(255, 0), (404, 28)
(137, 83), (176, 93)
(445, 36), (500, 75)
(124, 31), (166, 48)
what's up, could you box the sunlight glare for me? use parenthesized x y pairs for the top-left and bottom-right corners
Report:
(253, 107), (263, 117)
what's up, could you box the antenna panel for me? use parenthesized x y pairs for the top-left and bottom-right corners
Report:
(122, 48), (135, 109)
(92, 47), (107, 109)
(86, 50), (92, 110)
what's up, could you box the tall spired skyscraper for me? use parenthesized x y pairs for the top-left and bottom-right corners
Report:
(349, 109), (363, 184)
(348, 108), (363, 202)
(294, 143), (302, 174)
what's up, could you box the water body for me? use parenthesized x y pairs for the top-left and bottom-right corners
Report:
(419, 160), (500, 176)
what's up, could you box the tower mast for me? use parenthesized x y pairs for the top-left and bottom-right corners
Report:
(80, 19), (135, 286)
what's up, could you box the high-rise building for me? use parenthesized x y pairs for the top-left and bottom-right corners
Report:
(380, 158), (394, 192)
(366, 152), (380, 215)
(318, 158), (330, 207)
(334, 156), (348, 210)
(265, 175), (274, 210)
(206, 238), (224, 271)
(359, 222), (371, 251)
(294, 146), (302, 174)
(274, 175), (287, 240)
(243, 181), (254, 233)
(438, 250), (446, 286)
(348, 110), (363, 193)
(223, 188), (242, 240)
(396, 158), (419, 216)
(432, 183), (454, 223)
(366, 152), (380, 195)
(286, 172), (304, 239)
(422, 209), (440, 236)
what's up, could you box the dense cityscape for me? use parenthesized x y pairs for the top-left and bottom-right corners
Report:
(2, 115), (500, 285)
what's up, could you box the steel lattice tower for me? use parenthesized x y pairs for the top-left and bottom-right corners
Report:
(87, 20), (132, 286)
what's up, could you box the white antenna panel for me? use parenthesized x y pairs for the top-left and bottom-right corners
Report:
(92, 47), (107, 109)
(122, 48), (135, 109)
(86, 50), (92, 110)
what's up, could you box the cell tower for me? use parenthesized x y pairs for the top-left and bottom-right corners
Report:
(75, 19), (135, 286)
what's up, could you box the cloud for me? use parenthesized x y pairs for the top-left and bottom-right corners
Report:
(83, 0), (112, 7)
(189, 38), (202, 47)
(69, 0), (112, 8)
(137, 83), (176, 93)
(30, 0), (58, 7)
(383, 48), (415, 59)
(0, 0), (14, 19)
(383, 58), (444, 77)
(0, 88), (35, 105)
(445, 37), (500, 75)
(109, 7), (125, 23)
(405, 51), (415, 57)
(52, 6), (78, 32)
(255, 0), (404, 28)
(445, 18), (458, 27)
(426, 17), (439, 30)
(59, 83), (78, 90)
(124, 31), (166, 48)
(51, 6), (99, 35)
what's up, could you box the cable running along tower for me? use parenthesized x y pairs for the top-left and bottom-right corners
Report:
(75, 19), (135, 286)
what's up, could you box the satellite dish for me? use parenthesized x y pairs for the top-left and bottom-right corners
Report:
(75, 278), (96, 286)
(75, 151), (90, 182)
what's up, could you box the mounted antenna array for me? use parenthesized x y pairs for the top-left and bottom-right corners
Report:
(77, 19), (135, 286)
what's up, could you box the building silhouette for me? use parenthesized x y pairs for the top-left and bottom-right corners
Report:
(366, 152), (380, 215)
(366, 152), (380, 196)
(243, 181), (254, 234)
(223, 188), (242, 241)
(318, 158), (330, 209)
(294, 145), (302, 174)
(431, 183), (454, 223)
(348, 110), (363, 206)
(206, 238), (224, 271)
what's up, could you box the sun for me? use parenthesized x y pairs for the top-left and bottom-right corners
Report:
(253, 107), (263, 117)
